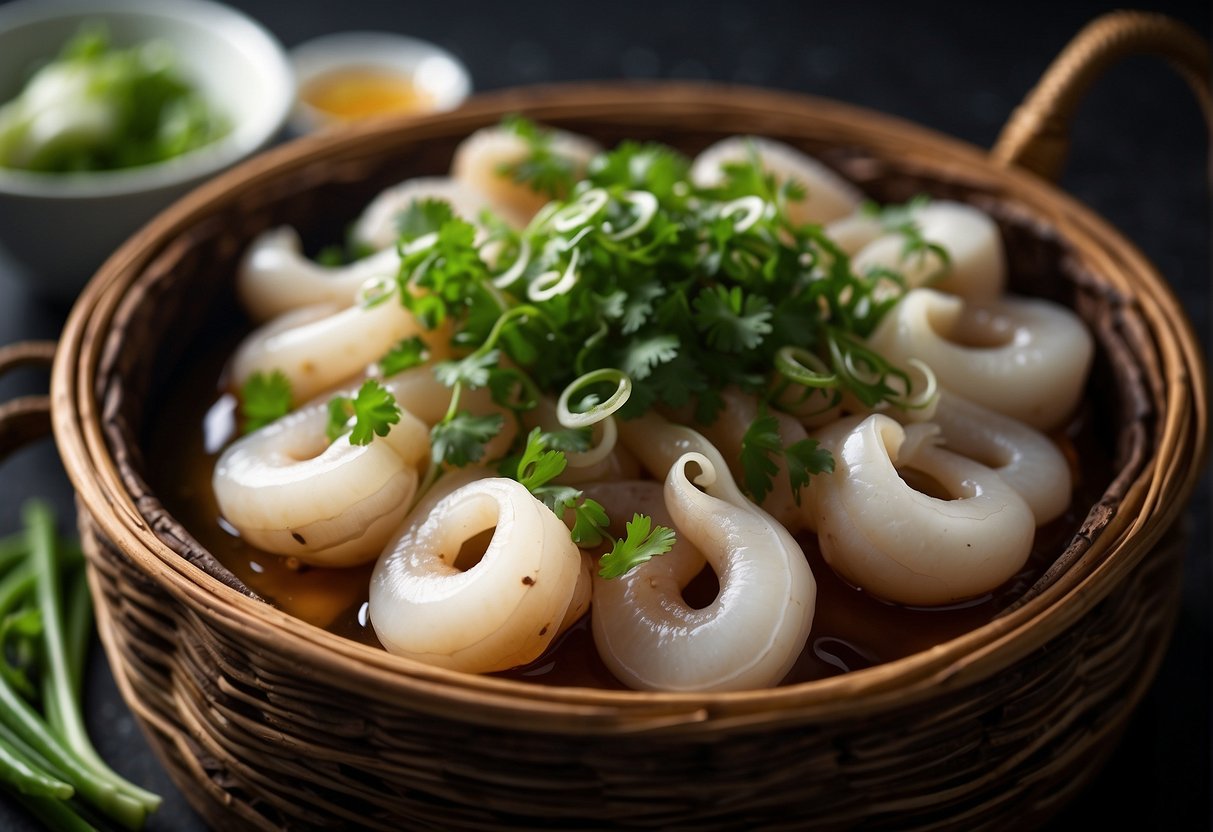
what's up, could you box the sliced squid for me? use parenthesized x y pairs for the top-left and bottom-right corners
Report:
(690, 136), (862, 226)
(867, 288), (1094, 431)
(351, 176), (496, 251)
(924, 390), (1072, 525)
(823, 211), (885, 256)
(369, 476), (583, 673)
(212, 396), (430, 567)
(589, 453), (816, 692)
(236, 228), (403, 322)
(451, 124), (602, 227)
(228, 299), (438, 405)
(851, 200), (1006, 301)
(812, 414), (1035, 606)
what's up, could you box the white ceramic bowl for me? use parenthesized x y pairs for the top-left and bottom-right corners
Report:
(0, 0), (294, 300)
(288, 31), (471, 135)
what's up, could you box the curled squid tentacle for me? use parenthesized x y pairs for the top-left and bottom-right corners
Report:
(867, 288), (1094, 431)
(851, 200), (1006, 301)
(451, 124), (602, 228)
(351, 176), (495, 251)
(919, 390), (1072, 526)
(212, 397), (430, 567)
(812, 413), (1035, 606)
(589, 454), (816, 692)
(369, 477), (583, 673)
(236, 227), (403, 322)
(616, 411), (750, 510)
(229, 298), (438, 405)
(689, 136), (862, 225)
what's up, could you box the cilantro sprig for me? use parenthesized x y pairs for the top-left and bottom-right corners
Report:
(326, 379), (402, 446)
(740, 406), (835, 505)
(500, 429), (675, 574)
(597, 514), (678, 580)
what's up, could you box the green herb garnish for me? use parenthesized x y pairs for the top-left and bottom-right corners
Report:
(0, 501), (161, 829)
(597, 514), (678, 580)
(326, 379), (402, 446)
(239, 370), (292, 433)
(0, 24), (229, 172)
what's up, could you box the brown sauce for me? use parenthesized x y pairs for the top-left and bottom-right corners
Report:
(146, 336), (1109, 690)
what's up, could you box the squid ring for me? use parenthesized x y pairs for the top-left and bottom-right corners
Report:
(212, 398), (429, 567)
(369, 477), (583, 673)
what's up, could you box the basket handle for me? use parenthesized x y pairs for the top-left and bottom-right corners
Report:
(992, 10), (1212, 181)
(0, 341), (57, 462)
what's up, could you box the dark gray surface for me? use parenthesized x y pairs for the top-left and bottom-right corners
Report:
(0, 0), (1209, 829)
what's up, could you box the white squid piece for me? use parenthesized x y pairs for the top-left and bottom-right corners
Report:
(228, 299), (438, 405)
(690, 136), (862, 226)
(923, 390), (1072, 525)
(867, 288), (1094, 431)
(616, 411), (750, 510)
(351, 176), (496, 251)
(823, 211), (885, 256)
(589, 453), (816, 692)
(212, 396), (430, 567)
(451, 124), (602, 227)
(236, 228), (403, 322)
(369, 476), (583, 673)
(851, 200), (1006, 301)
(812, 414), (1035, 606)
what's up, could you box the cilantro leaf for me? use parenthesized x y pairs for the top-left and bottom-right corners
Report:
(739, 408), (783, 504)
(397, 198), (456, 243)
(379, 336), (429, 377)
(567, 497), (609, 547)
(431, 411), (505, 467)
(784, 438), (834, 504)
(539, 426), (592, 453)
(327, 379), (401, 446)
(597, 514), (677, 579)
(513, 428), (568, 490)
(239, 370), (292, 434)
(692, 285), (774, 353)
(620, 335), (679, 381)
(586, 140), (691, 204)
(325, 395), (353, 442)
(434, 349), (500, 389)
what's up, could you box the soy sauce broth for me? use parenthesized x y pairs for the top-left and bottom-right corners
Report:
(146, 332), (1108, 690)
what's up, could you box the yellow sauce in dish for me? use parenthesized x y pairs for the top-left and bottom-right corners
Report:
(300, 67), (434, 120)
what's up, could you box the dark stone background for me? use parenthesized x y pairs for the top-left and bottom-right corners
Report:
(0, 0), (1208, 828)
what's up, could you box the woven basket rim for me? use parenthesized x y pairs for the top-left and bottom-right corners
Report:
(50, 81), (1209, 729)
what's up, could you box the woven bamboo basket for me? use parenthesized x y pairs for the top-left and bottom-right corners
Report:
(6, 10), (1207, 830)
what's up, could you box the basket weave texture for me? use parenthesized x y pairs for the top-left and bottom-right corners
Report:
(51, 27), (1208, 830)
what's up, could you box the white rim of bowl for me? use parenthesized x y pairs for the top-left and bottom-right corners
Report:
(0, 0), (295, 199)
(289, 30), (471, 131)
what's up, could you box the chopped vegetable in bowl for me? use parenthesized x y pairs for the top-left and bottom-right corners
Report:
(0, 24), (228, 173)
